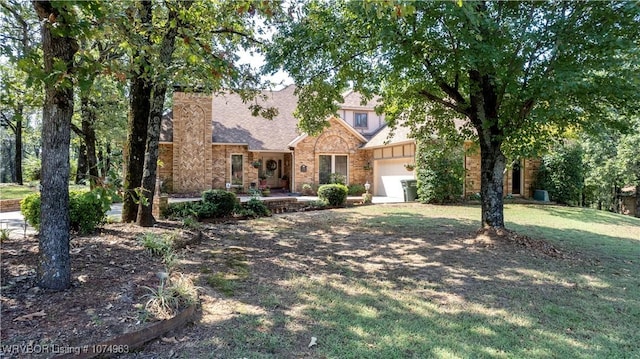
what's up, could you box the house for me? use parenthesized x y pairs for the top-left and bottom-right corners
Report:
(158, 85), (539, 199)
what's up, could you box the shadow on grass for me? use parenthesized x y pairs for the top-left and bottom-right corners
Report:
(165, 209), (640, 358)
(535, 205), (640, 226)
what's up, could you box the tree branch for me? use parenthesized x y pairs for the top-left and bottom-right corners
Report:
(418, 90), (470, 117)
(210, 28), (263, 45)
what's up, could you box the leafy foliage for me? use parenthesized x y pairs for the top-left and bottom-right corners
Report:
(20, 189), (111, 234)
(318, 184), (348, 206)
(201, 189), (237, 217)
(535, 142), (584, 206)
(265, 0), (640, 228)
(348, 184), (366, 196)
(416, 140), (464, 204)
(162, 201), (199, 220)
(240, 198), (271, 218)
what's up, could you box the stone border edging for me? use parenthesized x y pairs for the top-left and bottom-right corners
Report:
(53, 304), (196, 359)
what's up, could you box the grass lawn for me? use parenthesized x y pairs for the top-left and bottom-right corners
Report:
(0, 183), (89, 200)
(143, 203), (639, 358)
(0, 183), (37, 200)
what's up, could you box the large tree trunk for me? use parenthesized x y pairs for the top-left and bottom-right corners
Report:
(479, 136), (506, 229)
(33, 0), (78, 290)
(468, 67), (505, 230)
(121, 0), (152, 223)
(15, 105), (23, 185)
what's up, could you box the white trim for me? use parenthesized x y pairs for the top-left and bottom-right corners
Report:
(249, 149), (293, 153)
(287, 134), (307, 148)
(361, 139), (415, 150)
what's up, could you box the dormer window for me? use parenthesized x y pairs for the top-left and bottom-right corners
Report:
(354, 112), (368, 128)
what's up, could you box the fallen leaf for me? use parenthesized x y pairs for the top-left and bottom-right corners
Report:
(308, 336), (317, 348)
(14, 311), (46, 321)
(162, 336), (179, 344)
(78, 275), (88, 283)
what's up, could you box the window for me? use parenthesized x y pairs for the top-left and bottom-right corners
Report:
(354, 112), (368, 128)
(231, 154), (243, 186)
(319, 155), (348, 184)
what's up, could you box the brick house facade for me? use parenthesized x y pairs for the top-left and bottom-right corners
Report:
(158, 86), (539, 199)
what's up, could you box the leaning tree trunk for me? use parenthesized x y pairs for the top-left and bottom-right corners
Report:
(136, 2), (189, 227)
(33, 0), (78, 290)
(136, 84), (168, 227)
(121, 0), (152, 223)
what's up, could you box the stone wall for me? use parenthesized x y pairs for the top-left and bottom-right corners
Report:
(172, 92), (213, 193)
(293, 118), (368, 192)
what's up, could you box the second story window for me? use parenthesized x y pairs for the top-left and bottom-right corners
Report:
(354, 112), (368, 128)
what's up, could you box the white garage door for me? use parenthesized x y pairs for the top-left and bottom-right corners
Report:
(374, 158), (415, 198)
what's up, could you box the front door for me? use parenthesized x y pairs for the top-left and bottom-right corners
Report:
(512, 161), (521, 195)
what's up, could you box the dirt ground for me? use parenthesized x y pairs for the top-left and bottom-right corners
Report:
(1, 205), (567, 358)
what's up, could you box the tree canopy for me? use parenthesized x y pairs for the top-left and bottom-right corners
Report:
(265, 0), (640, 229)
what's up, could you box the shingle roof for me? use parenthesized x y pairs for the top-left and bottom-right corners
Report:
(211, 85), (301, 151)
(361, 124), (413, 149)
(341, 90), (381, 109)
(160, 86), (302, 150)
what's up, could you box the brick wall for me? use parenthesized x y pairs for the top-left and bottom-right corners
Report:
(158, 143), (173, 192)
(463, 142), (540, 199)
(293, 118), (368, 192)
(172, 92), (213, 193)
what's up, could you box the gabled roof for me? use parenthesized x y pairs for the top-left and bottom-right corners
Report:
(287, 116), (368, 147)
(361, 123), (413, 149)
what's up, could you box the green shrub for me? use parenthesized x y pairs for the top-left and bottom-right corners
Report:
(162, 201), (199, 220)
(534, 142), (584, 205)
(317, 184), (348, 206)
(195, 201), (218, 219)
(69, 189), (111, 234)
(416, 139), (464, 204)
(348, 184), (366, 196)
(20, 189), (110, 234)
(241, 198), (271, 218)
(21, 193), (41, 230)
(202, 189), (237, 217)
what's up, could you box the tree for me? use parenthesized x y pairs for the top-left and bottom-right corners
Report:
(119, 0), (274, 225)
(32, 0), (79, 290)
(265, 1), (640, 230)
(0, 0), (41, 185)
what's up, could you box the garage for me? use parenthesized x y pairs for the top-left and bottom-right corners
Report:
(373, 158), (415, 198)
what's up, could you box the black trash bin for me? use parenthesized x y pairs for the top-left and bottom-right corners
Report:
(400, 179), (418, 202)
